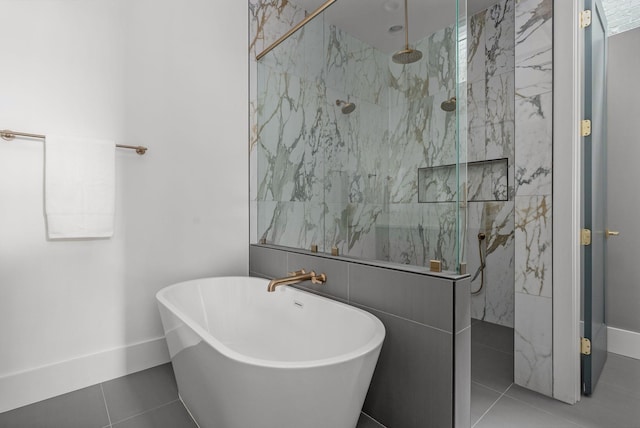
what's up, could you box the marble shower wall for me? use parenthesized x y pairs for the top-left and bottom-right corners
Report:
(466, 0), (516, 329)
(251, 0), (390, 257)
(466, 0), (554, 399)
(251, 0), (462, 270)
(513, 0), (553, 397)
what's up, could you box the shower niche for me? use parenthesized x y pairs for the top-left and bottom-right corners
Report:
(418, 158), (509, 203)
(252, 0), (468, 273)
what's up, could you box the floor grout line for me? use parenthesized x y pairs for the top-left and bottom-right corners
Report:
(109, 398), (180, 426)
(99, 384), (113, 428)
(472, 380), (514, 396)
(471, 383), (514, 428)
(501, 389), (587, 427)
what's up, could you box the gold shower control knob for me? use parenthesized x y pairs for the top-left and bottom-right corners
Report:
(606, 229), (620, 238)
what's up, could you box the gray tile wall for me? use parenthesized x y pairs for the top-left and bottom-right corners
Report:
(249, 244), (471, 428)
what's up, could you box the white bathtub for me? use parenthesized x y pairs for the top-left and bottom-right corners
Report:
(156, 276), (385, 428)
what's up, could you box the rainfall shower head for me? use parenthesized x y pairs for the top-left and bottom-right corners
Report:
(392, 48), (423, 65)
(392, 0), (423, 64)
(336, 99), (356, 114)
(440, 97), (457, 112)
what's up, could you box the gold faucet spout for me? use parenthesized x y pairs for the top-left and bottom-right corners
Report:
(267, 269), (327, 292)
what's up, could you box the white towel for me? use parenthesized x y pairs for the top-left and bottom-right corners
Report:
(45, 135), (115, 239)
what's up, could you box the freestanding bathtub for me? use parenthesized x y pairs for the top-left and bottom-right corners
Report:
(156, 276), (385, 428)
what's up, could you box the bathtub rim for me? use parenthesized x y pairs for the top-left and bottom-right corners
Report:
(156, 276), (385, 370)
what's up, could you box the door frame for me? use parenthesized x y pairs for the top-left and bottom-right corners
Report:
(553, 0), (584, 404)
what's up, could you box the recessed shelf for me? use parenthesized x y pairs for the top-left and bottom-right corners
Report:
(418, 158), (509, 203)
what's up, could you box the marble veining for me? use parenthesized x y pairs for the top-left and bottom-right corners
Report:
(513, 0), (553, 398)
(514, 293), (553, 395)
(515, 196), (552, 297)
(514, 91), (552, 196)
(466, 0), (515, 328)
(515, 0), (553, 98)
(486, 0), (516, 78)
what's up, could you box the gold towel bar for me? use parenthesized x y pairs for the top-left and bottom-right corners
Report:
(1, 129), (148, 155)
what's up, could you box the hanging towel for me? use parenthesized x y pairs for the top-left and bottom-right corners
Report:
(45, 135), (115, 239)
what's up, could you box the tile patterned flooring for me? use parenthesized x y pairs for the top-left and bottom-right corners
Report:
(0, 364), (195, 428)
(470, 319), (640, 428)
(1, 322), (638, 427)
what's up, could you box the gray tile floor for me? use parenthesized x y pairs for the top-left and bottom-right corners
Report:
(471, 319), (640, 428)
(0, 362), (380, 428)
(0, 364), (195, 428)
(2, 326), (638, 428)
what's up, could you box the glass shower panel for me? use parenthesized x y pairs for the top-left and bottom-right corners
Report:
(255, 0), (467, 273)
(322, 17), (390, 260)
(256, 13), (326, 250)
(383, 0), (462, 271)
(458, 1), (468, 270)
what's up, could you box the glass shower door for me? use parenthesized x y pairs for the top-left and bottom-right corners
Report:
(581, 0), (608, 396)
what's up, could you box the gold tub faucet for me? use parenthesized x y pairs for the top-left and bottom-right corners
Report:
(267, 269), (327, 292)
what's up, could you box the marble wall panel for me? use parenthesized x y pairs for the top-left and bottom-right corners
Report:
(346, 98), (389, 205)
(486, 72), (516, 124)
(515, 0), (553, 97)
(484, 201), (516, 327)
(250, 0), (306, 54)
(323, 202), (389, 261)
(323, 24), (388, 104)
(467, 200), (515, 327)
(388, 203), (458, 270)
(467, 125), (487, 163)
(257, 200), (304, 246)
(467, 203), (487, 320)
(389, 26), (456, 106)
(466, 1), (515, 328)
(324, 202), (348, 255)
(513, 0), (553, 398)
(468, 80), (487, 129)
(515, 195), (552, 297)
(346, 203), (388, 260)
(427, 27), (457, 96)
(486, 0), (516, 78)
(468, 10), (487, 83)
(514, 293), (553, 395)
(257, 68), (324, 202)
(514, 91), (552, 197)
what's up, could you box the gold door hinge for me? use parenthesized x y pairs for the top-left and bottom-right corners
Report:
(581, 337), (592, 355)
(581, 229), (592, 246)
(580, 10), (592, 28)
(581, 119), (592, 137)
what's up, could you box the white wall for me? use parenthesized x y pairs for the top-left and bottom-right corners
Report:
(0, 0), (248, 412)
(606, 27), (640, 359)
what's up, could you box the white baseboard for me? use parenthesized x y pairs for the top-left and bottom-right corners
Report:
(0, 336), (170, 413)
(608, 326), (640, 360)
